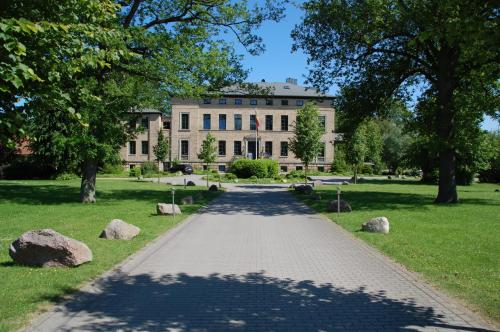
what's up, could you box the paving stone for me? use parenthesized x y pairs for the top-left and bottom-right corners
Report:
(25, 186), (496, 332)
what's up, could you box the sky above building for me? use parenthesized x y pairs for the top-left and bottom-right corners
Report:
(232, 3), (499, 132)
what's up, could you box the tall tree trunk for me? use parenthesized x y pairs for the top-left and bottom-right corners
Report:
(304, 164), (308, 185)
(80, 159), (97, 203)
(435, 47), (458, 203)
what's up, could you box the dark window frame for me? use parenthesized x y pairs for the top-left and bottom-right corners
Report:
(281, 99), (289, 106)
(280, 141), (288, 157)
(296, 100), (304, 106)
(265, 141), (273, 156)
(265, 115), (273, 131)
(203, 98), (211, 104)
(266, 99), (273, 106)
(219, 114), (227, 130)
(129, 141), (136, 155)
(219, 98), (227, 105)
(280, 115), (288, 131)
(250, 99), (257, 106)
(141, 141), (149, 154)
(218, 140), (226, 156)
(203, 114), (211, 130)
(234, 141), (242, 156)
(180, 140), (189, 159)
(234, 114), (242, 130)
(250, 114), (256, 130)
(181, 113), (190, 130)
(235, 99), (242, 105)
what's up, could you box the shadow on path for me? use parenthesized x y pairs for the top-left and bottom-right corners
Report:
(202, 190), (314, 217)
(51, 272), (493, 332)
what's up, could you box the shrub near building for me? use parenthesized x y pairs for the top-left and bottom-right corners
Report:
(230, 159), (278, 178)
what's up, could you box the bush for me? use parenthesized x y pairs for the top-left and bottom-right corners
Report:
(129, 166), (142, 178)
(141, 162), (158, 176)
(100, 163), (124, 174)
(55, 173), (78, 180)
(230, 159), (278, 178)
(2, 156), (56, 179)
(223, 173), (237, 180)
(286, 170), (305, 179)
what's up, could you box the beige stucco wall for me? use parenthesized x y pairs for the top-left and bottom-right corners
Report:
(169, 97), (335, 171)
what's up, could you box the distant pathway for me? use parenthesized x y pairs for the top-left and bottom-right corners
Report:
(26, 186), (495, 331)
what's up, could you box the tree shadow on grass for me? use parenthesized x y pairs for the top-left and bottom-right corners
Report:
(0, 183), (218, 207)
(305, 190), (498, 213)
(40, 271), (493, 332)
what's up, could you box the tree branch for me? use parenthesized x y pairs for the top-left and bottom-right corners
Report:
(123, 0), (142, 27)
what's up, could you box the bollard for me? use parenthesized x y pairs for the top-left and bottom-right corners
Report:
(171, 187), (176, 218)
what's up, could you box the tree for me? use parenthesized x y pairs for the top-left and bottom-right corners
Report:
(293, 0), (499, 203)
(198, 133), (217, 187)
(5, 0), (286, 202)
(346, 123), (367, 184)
(380, 120), (410, 174)
(153, 130), (169, 183)
(289, 102), (323, 184)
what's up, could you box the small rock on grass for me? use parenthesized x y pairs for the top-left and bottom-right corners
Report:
(362, 217), (390, 234)
(100, 219), (140, 240)
(157, 203), (182, 215)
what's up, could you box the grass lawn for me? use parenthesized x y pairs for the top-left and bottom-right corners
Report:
(294, 180), (500, 324)
(0, 179), (219, 332)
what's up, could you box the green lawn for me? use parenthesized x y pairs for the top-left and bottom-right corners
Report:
(0, 179), (219, 332)
(295, 180), (500, 324)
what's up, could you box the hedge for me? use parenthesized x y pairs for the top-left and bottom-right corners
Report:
(230, 159), (279, 178)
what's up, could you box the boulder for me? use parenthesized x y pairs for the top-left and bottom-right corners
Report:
(186, 180), (196, 186)
(209, 184), (218, 191)
(99, 219), (140, 240)
(342, 181), (350, 185)
(387, 176), (392, 180)
(313, 180), (323, 187)
(327, 199), (352, 213)
(157, 203), (182, 215)
(362, 217), (390, 234)
(9, 229), (92, 267)
(181, 195), (194, 205)
(295, 184), (313, 195)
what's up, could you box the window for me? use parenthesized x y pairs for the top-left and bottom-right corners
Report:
(180, 140), (189, 160)
(250, 114), (256, 130)
(281, 115), (288, 131)
(203, 114), (211, 130)
(280, 141), (288, 157)
(219, 114), (226, 130)
(129, 119), (136, 129)
(318, 115), (326, 132)
(181, 113), (189, 130)
(141, 141), (149, 154)
(234, 141), (242, 155)
(318, 166), (325, 172)
(219, 98), (226, 105)
(265, 115), (273, 131)
(266, 99), (273, 106)
(280, 165), (288, 172)
(296, 100), (304, 106)
(317, 142), (325, 162)
(203, 98), (211, 104)
(218, 165), (226, 172)
(265, 141), (273, 156)
(250, 99), (257, 105)
(281, 99), (289, 106)
(235, 99), (242, 105)
(129, 141), (136, 155)
(296, 166), (303, 171)
(129, 164), (135, 169)
(141, 118), (149, 129)
(234, 114), (242, 130)
(218, 140), (226, 156)
(163, 121), (171, 130)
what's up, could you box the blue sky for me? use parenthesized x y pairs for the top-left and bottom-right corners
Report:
(233, 3), (499, 132)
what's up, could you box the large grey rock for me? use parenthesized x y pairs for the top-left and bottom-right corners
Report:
(181, 195), (194, 205)
(362, 217), (390, 234)
(295, 184), (313, 195)
(157, 203), (182, 215)
(99, 219), (140, 240)
(342, 181), (350, 185)
(327, 199), (352, 213)
(186, 180), (196, 186)
(9, 229), (92, 267)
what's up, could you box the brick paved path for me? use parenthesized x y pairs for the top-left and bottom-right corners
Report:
(27, 186), (496, 331)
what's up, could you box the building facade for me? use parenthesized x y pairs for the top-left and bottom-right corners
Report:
(120, 81), (335, 172)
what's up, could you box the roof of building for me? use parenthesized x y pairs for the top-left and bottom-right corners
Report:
(221, 82), (332, 98)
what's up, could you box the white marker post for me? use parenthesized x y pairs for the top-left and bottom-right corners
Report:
(171, 187), (176, 218)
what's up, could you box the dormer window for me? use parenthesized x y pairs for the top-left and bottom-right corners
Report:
(203, 98), (211, 104)
(284, 85), (290, 89)
(219, 98), (227, 105)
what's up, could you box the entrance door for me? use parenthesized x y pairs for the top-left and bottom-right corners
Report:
(247, 141), (259, 159)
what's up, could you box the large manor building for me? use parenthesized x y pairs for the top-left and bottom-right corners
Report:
(119, 79), (335, 172)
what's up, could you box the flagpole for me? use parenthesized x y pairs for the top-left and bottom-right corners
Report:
(255, 108), (258, 159)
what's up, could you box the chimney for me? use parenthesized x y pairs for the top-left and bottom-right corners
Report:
(286, 77), (298, 85)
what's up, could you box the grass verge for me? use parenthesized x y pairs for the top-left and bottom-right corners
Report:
(0, 179), (219, 332)
(293, 180), (500, 324)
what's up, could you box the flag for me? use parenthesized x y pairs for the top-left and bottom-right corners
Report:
(255, 116), (260, 129)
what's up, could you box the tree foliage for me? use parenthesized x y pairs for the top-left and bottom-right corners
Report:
(2, 0), (286, 201)
(289, 102), (323, 183)
(293, 0), (499, 203)
(198, 133), (217, 187)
